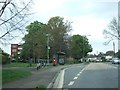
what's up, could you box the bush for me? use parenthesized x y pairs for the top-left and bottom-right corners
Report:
(118, 50), (120, 59)
(101, 57), (107, 62)
(2, 55), (10, 64)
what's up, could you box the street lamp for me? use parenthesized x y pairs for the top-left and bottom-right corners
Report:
(46, 34), (50, 65)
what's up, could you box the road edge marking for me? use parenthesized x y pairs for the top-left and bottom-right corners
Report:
(58, 69), (65, 88)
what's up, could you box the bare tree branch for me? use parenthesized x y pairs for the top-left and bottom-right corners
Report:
(0, 0), (33, 44)
(0, 0), (11, 17)
(0, 0), (32, 26)
(103, 17), (119, 45)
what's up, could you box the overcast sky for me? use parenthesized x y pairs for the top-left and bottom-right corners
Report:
(31, 0), (119, 55)
(1, 0), (119, 55)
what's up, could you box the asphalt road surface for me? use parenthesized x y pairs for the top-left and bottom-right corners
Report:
(54, 62), (119, 89)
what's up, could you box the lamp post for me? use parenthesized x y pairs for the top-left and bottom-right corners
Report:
(46, 34), (50, 65)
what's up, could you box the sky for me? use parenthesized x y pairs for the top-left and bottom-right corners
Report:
(31, 0), (119, 55)
(1, 0), (119, 55)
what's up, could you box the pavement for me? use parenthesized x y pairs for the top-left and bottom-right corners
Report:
(2, 64), (71, 89)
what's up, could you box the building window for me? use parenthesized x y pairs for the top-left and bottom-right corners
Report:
(12, 49), (17, 52)
(12, 45), (17, 48)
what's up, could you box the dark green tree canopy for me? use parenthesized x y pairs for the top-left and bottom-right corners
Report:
(70, 35), (92, 59)
(21, 16), (72, 62)
(47, 16), (72, 54)
(21, 21), (48, 61)
(106, 50), (115, 56)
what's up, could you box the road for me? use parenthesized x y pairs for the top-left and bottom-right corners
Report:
(54, 62), (119, 89)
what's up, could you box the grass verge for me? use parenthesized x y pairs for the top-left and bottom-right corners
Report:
(3, 62), (36, 68)
(2, 69), (32, 84)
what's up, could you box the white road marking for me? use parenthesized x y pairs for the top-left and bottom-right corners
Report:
(68, 81), (74, 86)
(78, 67), (85, 75)
(67, 65), (88, 87)
(79, 72), (82, 74)
(74, 77), (78, 80)
(58, 69), (65, 88)
(81, 68), (85, 72)
(113, 67), (117, 69)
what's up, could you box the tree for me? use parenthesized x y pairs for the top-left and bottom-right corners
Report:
(117, 50), (120, 59)
(97, 52), (105, 58)
(47, 16), (72, 56)
(0, 0), (33, 45)
(21, 16), (72, 63)
(106, 50), (115, 56)
(21, 21), (48, 63)
(1, 49), (10, 64)
(70, 35), (92, 60)
(103, 17), (120, 44)
(115, 50), (120, 59)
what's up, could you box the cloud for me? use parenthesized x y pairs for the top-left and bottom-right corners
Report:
(1, 0), (119, 54)
(64, 15), (108, 39)
(33, 0), (65, 14)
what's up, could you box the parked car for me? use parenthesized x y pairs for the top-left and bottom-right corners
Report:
(112, 58), (120, 64)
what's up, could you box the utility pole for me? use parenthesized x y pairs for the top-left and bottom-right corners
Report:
(82, 36), (84, 60)
(46, 34), (50, 65)
(118, 1), (120, 58)
(113, 42), (115, 57)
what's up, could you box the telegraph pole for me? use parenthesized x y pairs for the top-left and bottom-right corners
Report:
(46, 34), (50, 65)
(118, 1), (120, 58)
(113, 42), (115, 57)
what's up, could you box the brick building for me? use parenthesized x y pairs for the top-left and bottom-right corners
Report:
(11, 44), (19, 61)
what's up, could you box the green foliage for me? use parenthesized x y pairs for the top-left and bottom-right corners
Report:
(2, 51), (10, 64)
(21, 16), (72, 61)
(106, 50), (114, 56)
(101, 57), (107, 62)
(2, 70), (31, 84)
(70, 35), (92, 60)
(117, 50), (120, 59)
(48, 16), (72, 56)
(21, 21), (48, 61)
(2, 62), (36, 68)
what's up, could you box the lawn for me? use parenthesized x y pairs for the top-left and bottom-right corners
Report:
(2, 69), (32, 84)
(3, 62), (36, 68)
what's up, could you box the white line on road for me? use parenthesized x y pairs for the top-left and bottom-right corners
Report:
(113, 67), (117, 69)
(58, 69), (65, 88)
(74, 77), (78, 80)
(78, 67), (85, 75)
(68, 81), (74, 86)
(81, 68), (85, 72)
(77, 73), (80, 76)
(79, 72), (82, 74)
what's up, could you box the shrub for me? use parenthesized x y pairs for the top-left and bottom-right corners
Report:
(2, 52), (10, 64)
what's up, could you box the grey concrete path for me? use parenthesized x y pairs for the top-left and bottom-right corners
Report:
(2, 65), (69, 89)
